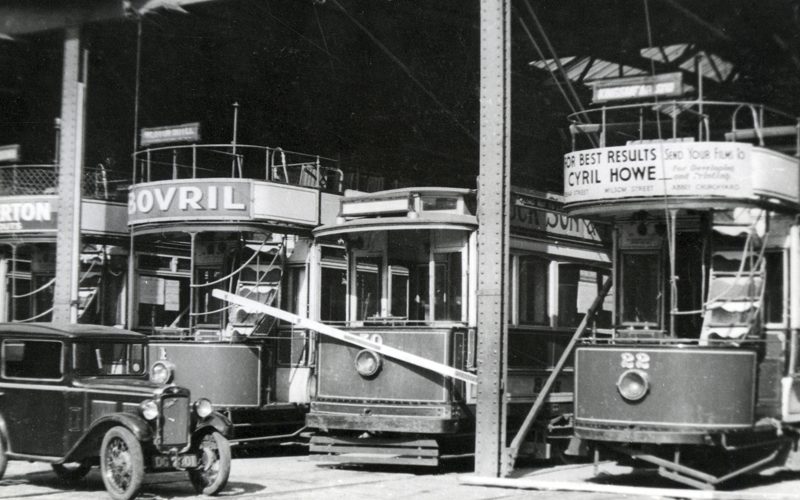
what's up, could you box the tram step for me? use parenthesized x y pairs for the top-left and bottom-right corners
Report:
(310, 435), (441, 466)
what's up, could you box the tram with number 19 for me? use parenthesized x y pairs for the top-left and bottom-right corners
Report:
(127, 133), (343, 442)
(564, 98), (800, 489)
(304, 186), (611, 465)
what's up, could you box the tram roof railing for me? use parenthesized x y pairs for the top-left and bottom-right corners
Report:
(0, 163), (130, 202)
(568, 100), (800, 157)
(132, 143), (344, 193)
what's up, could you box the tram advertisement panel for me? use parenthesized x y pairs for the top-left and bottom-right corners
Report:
(564, 142), (754, 204)
(0, 196), (57, 233)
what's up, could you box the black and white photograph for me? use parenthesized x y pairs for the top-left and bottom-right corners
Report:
(0, 1), (799, 499)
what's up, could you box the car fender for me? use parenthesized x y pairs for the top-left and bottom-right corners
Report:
(194, 411), (232, 438)
(63, 413), (153, 462)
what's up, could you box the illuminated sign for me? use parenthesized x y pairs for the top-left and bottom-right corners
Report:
(564, 142), (757, 205)
(0, 144), (20, 163)
(140, 123), (201, 147)
(591, 73), (684, 103)
(0, 198), (57, 233)
(128, 180), (249, 224)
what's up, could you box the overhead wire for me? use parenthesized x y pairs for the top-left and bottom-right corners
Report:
(517, 0), (597, 148)
(329, 0), (477, 144)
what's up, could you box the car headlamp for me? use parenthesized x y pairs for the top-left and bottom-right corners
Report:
(194, 398), (214, 418)
(140, 399), (159, 420)
(617, 369), (649, 402)
(149, 360), (175, 385)
(354, 349), (382, 378)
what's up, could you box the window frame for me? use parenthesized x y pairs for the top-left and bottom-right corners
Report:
(2, 338), (65, 382)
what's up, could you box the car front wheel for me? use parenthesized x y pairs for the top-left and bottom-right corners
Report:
(52, 460), (92, 484)
(0, 435), (7, 480)
(100, 427), (144, 500)
(188, 431), (231, 495)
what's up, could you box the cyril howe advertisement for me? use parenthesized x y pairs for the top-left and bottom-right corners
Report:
(563, 142), (752, 204)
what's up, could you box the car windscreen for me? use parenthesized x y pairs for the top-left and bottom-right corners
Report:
(73, 341), (146, 376)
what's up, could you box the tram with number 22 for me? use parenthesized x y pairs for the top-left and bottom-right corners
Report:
(564, 98), (800, 489)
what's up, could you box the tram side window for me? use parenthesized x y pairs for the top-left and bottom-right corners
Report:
(411, 264), (430, 321)
(519, 256), (549, 326)
(137, 276), (189, 330)
(558, 265), (611, 328)
(620, 252), (661, 327)
(355, 257), (382, 320)
(764, 251), (785, 324)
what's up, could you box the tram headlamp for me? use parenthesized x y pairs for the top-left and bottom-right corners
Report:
(617, 369), (649, 402)
(140, 399), (159, 420)
(194, 398), (214, 418)
(354, 349), (382, 378)
(307, 373), (318, 400)
(149, 360), (175, 385)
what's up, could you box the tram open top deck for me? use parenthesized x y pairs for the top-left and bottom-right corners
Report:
(563, 100), (800, 217)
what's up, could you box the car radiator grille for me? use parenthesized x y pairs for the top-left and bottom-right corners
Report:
(160, 394), (190, 448)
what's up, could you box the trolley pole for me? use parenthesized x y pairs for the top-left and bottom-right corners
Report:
(475, 0), (512, 477)
(53, 27), (88, 324)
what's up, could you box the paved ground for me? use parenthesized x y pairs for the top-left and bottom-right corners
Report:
(2, 448), (800, 499)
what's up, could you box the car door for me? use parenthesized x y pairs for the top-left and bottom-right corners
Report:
(1, 338), (68, 457)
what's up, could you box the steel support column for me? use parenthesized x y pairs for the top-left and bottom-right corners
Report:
(53, 27), (87, 323)
(475, 0), (511, 477)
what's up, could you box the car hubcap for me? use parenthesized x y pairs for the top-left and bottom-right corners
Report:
(105, 437), (132, 491)
(199, 436), (219, 483)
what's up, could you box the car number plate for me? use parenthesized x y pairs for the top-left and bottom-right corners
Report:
(152, 454), (197, 469)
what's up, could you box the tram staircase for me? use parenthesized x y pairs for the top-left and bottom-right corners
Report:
(225, 267), (283, 338)
(700, 209), (767, 343)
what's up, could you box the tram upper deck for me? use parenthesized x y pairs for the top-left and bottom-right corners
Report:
(0, 163), (129, 324)
(564, 100), (800, 216)
(128, 143), (343, 234)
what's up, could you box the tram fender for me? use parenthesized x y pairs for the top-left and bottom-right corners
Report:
(195, 411), (233, 438)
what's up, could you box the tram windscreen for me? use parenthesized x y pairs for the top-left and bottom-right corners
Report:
(355, 257), (382, 320)
(621, 252), (661, 326)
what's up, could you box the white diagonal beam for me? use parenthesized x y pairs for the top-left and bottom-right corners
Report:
(212, 289), (477, 385)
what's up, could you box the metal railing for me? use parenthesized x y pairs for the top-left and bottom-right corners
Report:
(132, 144), (344, 193)
(568, 100), (800, 157)
(0, 164), (131, 202)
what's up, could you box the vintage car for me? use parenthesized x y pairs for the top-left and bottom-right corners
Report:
(0, 323), (232, 500)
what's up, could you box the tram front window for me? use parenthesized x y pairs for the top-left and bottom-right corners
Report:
(621, 252), (661, 326)
(355, 257), (382, 320)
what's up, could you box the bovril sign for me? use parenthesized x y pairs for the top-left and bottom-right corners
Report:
(128, 180), (251, 224)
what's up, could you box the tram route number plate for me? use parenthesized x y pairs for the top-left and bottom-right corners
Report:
(152, 454), (197, 470)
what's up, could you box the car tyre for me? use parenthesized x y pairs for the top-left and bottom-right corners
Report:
(52, 460), (92, 484)
(0, 435), (7, 480)
(188, 431), (231, 495)
(100, 427), (144, 500)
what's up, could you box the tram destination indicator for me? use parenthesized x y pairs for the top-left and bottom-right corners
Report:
(140, 122), (201, 147)
(563, 141), (755, 205)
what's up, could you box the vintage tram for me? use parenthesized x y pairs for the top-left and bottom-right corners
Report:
(127, 140), (342, 441)
(303, 186), (611, 465)
(0, 158), (129, 325)
(564, 99), (800, 488)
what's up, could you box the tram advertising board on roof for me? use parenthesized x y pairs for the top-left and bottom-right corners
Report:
(140, 123), (201, 147)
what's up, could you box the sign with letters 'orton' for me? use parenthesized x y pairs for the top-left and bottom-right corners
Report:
(563, 142), (754, 205)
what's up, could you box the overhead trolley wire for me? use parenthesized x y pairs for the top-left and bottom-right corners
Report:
(329, 0), (477, 144)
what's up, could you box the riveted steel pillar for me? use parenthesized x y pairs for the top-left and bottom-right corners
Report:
(475, 0), (511, 477)
(53, 27), (87, 323)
